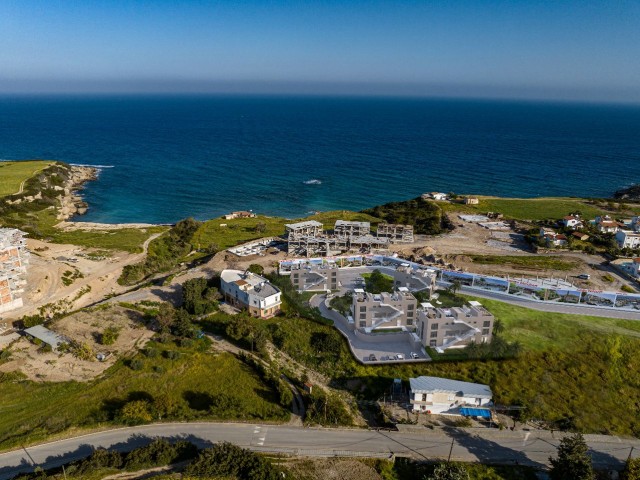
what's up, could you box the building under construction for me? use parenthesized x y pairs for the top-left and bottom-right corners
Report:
(334, 220), (371, 238)
(0, 228), (29, 314)
(376, 223), (414, 243)
(285, 220), (389, 256)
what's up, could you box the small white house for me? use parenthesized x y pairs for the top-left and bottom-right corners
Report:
(409, 376), (492, 414)
(562, 215), (582, 229)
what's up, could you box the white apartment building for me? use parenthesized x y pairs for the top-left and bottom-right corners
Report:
(416, 301), (494, 352)
(351, 287), (417, 332)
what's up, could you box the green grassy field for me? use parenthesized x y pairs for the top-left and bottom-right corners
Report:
(440, 197), (606, 221)
(4, 208), (167, 253)
(191, 210), (380, 251)
(469, 255), (579, 271)
(0, 160), (53, 197)
(0, 341), (288, 450)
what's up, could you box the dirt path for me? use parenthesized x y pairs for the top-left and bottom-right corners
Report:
(14, 164), (52, 195)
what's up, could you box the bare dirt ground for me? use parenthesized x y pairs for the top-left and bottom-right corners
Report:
(5, 234), (160, 321)
(0, 305), (153, 382)
(282, 458), (384, 480)
(387, 217), (631, 292)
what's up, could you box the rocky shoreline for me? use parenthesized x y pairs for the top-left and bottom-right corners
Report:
(56, 165), (98, 221)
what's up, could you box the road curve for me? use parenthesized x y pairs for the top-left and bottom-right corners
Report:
(1, 422), (638, 478)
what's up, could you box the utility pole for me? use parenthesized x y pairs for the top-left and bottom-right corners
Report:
(447, 437), (455, 462)
(628, 446), (635, 462)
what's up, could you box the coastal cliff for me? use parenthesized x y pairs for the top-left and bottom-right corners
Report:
(56, 165), (98, 220)
(614, 184), (640, 202)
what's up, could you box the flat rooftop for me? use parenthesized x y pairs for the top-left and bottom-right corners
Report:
(285, 220), (323, 229)
(335, 220), (370, 228)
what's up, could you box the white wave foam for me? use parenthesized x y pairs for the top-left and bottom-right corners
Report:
(71, 163), (115, 168)
(303, 179), (322, 185)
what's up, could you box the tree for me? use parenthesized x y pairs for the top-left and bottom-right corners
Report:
(365, 269), (394, 293)
(156, 302), (176, 334)
(119, 400), (153, 424)
(492, 319), (504, 336)
(448, 279), (461, 297)
(623, 457), (640, 480)
(254, 222), (267, 233)
(425, 463), (469, 480)
(171, 308), (196, 338)
(247, 263), (265, 275)
(549, 433), (595, 480)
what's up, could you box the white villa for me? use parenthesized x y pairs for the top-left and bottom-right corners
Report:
(220, 269), (282, 318)
(409, 376), (493, 414)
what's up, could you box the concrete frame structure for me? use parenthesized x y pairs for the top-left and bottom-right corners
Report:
(0, 228), (29, 314)
(285, 220), (389, 257)
(351, 287), (417, 332)
(285, 221), (324, 239)
(416, 301), (494, 352)
(376, 223), (414, 243)
(290, 263), (340, 292)
(334, 220), (370, 238)
(220, 270), (282, 318)
(409, 376), (492, 414)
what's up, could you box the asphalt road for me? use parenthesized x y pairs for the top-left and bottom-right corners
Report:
(1, 423), (638, 478)
(337, 265), (639, 320)
(455, 285), (640, 320)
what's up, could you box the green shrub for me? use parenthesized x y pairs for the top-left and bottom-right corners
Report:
(185, 442), (281, 480)
(129, 358), (144, 370)
(100, 326), (120, 345)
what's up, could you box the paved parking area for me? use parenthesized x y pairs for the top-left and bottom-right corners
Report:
(310, 293), (430, 364)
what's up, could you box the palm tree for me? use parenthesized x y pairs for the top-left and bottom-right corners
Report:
(493, 319), (504, 336)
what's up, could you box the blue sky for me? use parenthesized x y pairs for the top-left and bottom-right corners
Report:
(1, 0), (639, 101)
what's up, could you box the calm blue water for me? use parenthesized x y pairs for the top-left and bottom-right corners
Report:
(1, 95), (639, 224)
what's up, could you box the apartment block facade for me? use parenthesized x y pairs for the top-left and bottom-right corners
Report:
(351, 287), (417, 332)
(416, 300), (494, 351)
(290, 263), (340, 292)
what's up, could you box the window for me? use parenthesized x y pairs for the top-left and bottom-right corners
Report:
(359, 306), (366, 312)
(483, 321), (491, 327)
(431, 323), (438, 330)
(407, 304), (414, 311)
(359, 321), (366, 328)
(422, 393), (427, 401)
(406, 318), (413, 326)
(482, 328), (490, 335)
(430, 331), (437, 338)
(359, 313), (366, 319)
(430, 340), (436, 347)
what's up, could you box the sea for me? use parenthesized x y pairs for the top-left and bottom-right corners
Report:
(1, 95), (639, 224)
